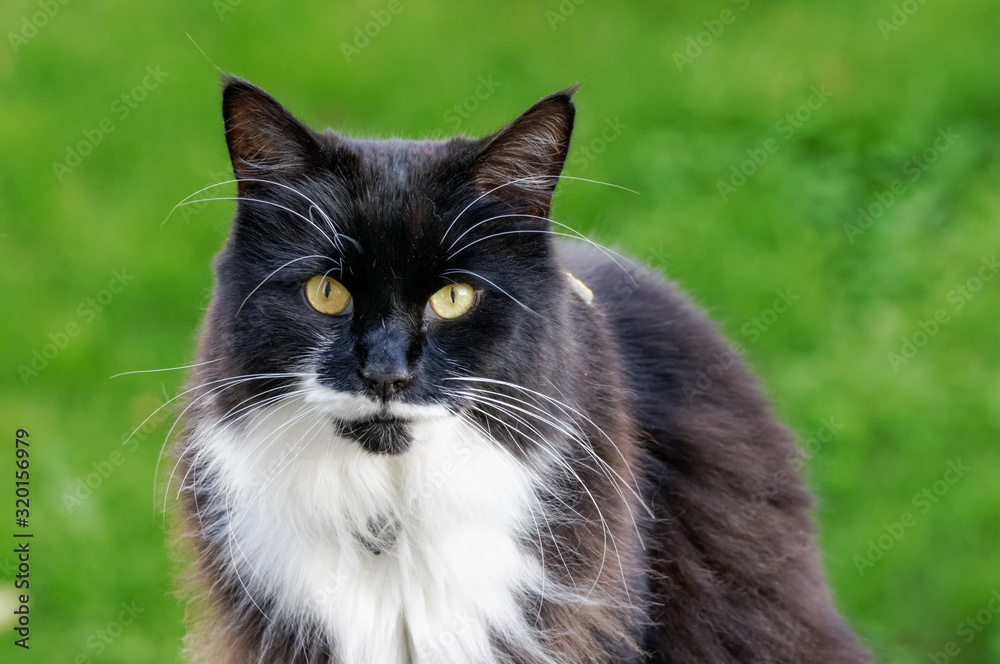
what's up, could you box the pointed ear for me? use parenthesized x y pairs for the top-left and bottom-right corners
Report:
(221, 76), (321, 193)
(471, 86), (579, 215)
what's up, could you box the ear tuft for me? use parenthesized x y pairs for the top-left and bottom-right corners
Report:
(471, 86), (579, 214)
(221, 76), (321, 192)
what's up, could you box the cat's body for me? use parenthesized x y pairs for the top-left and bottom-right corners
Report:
(174, 79), (870, 664)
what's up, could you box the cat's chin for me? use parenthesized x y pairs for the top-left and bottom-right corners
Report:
(333, 416), (413, 455)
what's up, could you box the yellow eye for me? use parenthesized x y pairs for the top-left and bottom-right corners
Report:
(305, 275), (352, 315)
(428, 283), (475, 319)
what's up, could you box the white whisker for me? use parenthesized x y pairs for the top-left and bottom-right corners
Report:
(441, 172), (639, 246)
(163, 177), (360, 252)
(444, 375), (650, 521)
(445, 212), (637, 286)
(443, 268), (539, 316)
(235, 255), (337, 317)
(462, 398), (621, 604)
(110, 358), (220, 379)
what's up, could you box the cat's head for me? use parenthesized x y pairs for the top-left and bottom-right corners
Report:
(198, 77), (580, 454)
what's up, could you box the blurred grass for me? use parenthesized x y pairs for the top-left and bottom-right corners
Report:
(1, 0), (999, 661)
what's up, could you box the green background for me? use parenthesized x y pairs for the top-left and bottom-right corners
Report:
(2, 0), (998, 661)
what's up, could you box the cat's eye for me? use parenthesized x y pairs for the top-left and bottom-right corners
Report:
(428, 283), (475, 319)
(305, 275), (352, 315)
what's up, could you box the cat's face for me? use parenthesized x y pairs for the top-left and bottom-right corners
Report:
(201, 79), (577, 454)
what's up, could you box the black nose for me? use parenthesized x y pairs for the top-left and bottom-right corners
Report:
(359, 367), (414, 402)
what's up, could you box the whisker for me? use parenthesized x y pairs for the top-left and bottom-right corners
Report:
(234, 397), (320, 493)
(236, 255), (337, 317)
(219, 402), (333, 623)
(459, 412), (562, 623)
(176, 196), (343, 249)
(241, 407), (327, 508)
(449, 229), (622, 275)
(144, 371), (315, 512)
(442, 268), (539, 316)
(177, 395), (322, 624)
(163, 177), (360, 252)
(458, 387), (643, 579)
(441, 369), (627, 599)
(440, 173), (639, 245)
(556, 174), (639, 195)
(170, 385), (312, 508)
(110, 358), (221, 379)
(458, 386), (636, 506)
(130, 370), (309, 452)
(227, 525), (273, 623)
(446, 212), (637, 286)
(219, 412), (319, 539)
(460, 397), (597, 526)
(462, 399), (622, 604)
(441, 175), (556, 243)
(445, 375), (650, 519)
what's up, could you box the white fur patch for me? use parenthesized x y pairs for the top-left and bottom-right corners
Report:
(565, 271), (594, 306)
(192, 381), (557, 664)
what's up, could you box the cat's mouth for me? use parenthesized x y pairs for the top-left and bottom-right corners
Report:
(333, 411), (413, 455)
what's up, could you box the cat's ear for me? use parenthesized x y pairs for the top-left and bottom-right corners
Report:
(222, 76), (322, 194)
(471, 86), (579, 215)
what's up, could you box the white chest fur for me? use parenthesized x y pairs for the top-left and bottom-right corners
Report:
(194, 395), (553, 664)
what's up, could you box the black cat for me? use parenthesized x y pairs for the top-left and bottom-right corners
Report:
(174, 77), (871, 664)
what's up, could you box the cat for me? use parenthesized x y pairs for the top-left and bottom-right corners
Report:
(172, 76), (872, 664)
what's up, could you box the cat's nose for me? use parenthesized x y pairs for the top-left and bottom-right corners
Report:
(359, 367), (414, 402)
(357, 316), (417, 402)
